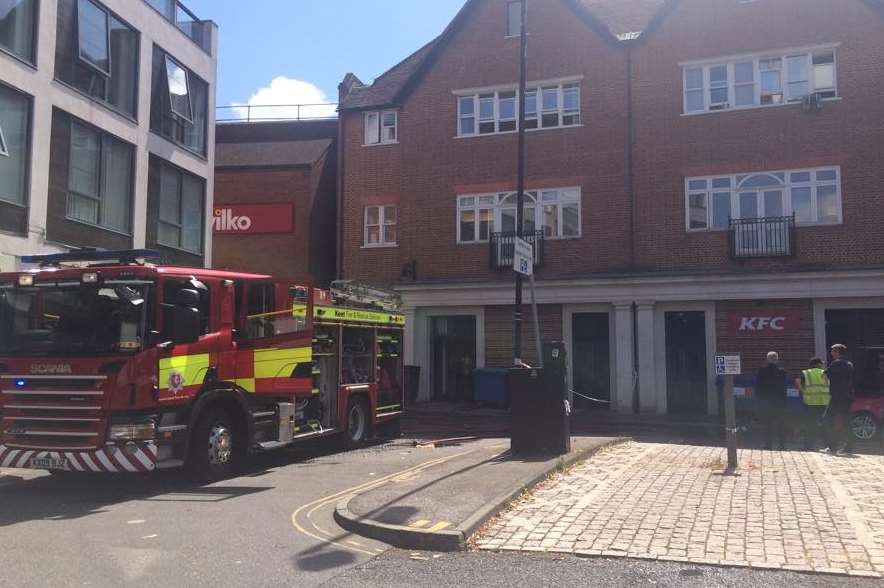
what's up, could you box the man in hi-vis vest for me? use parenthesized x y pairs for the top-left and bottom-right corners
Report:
(795, 357), (830, 450)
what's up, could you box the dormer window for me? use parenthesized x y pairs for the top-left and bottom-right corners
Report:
(364, 110), (398, 145)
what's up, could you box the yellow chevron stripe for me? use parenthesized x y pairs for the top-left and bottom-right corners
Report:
(253, 346), (312, 380)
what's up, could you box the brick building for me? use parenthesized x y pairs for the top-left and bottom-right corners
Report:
(213, 119), (337, 285)
(337, 0), (884, 413)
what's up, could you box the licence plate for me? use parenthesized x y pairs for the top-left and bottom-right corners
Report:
(31, 457), (68, 470)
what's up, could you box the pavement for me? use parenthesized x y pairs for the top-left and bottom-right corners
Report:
(336, 436), (619, 550)
(475, 441), (884, 579)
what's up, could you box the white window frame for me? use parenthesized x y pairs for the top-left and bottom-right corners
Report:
(363, 110), (398, 146)
(77, 0), (111, 77)
(0, 124), (8, 158)
(364, 205), (398, 247)
(164, 54), (193, 123)
(681, 44), (839, 115)
(685, 166), (842, 232)
(457, 187), (582, 244)
(455, 77), (582, 138)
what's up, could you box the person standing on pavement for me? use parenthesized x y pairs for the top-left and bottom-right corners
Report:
(756, 351), (787, 450)
(795, 357), (830, 450)
(822, 344), (855, 455)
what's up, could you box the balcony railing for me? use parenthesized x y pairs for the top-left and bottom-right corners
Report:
(490, 231), (545, 270)
(145, 0), (212, 54)
(729, 216), (796, 259)
(216, 103), (338, 123)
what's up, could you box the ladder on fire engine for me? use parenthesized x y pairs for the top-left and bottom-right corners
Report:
(329, 280), (402, 311)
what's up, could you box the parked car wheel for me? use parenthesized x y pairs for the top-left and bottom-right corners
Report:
(851, 411), (879, 441)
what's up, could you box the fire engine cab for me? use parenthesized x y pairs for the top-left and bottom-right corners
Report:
(0, 250), (405, 480)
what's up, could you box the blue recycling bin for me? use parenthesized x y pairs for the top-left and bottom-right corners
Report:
(473, 368), (509, 406)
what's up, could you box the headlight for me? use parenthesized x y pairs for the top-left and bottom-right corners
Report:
(18, 275), (34, 287)
(108, 422), (155, 441)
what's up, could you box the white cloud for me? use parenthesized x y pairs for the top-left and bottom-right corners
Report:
(228, 77), (337, 121)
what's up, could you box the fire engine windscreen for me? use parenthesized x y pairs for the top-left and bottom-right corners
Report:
(0, 283), (150, 356)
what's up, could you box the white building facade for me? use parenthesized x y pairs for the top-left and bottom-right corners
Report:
(0, 0), (217, 271)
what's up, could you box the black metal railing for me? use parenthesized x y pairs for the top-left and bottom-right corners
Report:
(729, 216), (796, 259)
(490, 231), (545, 270)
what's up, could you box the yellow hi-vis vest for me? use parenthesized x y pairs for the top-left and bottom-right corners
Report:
(801, 368), (830, 406)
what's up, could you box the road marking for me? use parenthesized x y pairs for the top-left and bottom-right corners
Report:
(290, 449), (475, 557)
(409, 520), (431, 528)
(427, 521), (451, 532)
(127, 520), (145, 525)
(347, 540), (362, 547)
(141, 534), (158, 540)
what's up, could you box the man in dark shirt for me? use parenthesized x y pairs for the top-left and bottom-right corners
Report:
(823, 344), (855, 455)
(756, 351), (787, 450)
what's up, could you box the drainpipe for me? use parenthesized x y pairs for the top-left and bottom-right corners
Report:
(632, 301), (640, 414)
(627, 45), (640, 413)
(626, 44), (636, 270)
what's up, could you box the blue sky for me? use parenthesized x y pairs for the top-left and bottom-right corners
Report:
(184, 0), (467, 115)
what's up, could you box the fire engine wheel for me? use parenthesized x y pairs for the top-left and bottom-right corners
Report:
(345, 397), (370, 448)
(189, 407), (241, 482)
(851, 412), (878, 441)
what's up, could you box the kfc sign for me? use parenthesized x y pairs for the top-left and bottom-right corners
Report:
(212, 204), (293, 234)
(729, 312), (799, 336)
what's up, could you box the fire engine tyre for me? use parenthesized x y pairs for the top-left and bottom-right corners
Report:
(188, 407), (243, 482)
(345, 396), (370, 448)
(851, 411), (879, 441)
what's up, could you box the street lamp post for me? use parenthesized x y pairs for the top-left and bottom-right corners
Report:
(514, 0), (528, 366)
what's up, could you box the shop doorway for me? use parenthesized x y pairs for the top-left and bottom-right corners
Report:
(665, 311), (708, 415)
(430, 316), (477, 402)
(825, 308), (884, 398)
(571, 313), (611, 410)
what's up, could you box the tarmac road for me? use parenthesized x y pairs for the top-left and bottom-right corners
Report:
(0, 438), (495, 588)
(323, 550), (884, 588)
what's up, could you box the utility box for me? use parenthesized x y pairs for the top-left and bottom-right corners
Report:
(509, 341), (571, 456)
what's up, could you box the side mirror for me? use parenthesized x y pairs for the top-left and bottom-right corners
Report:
(173, 305), (201, 345)
(175, 288), (200, 308)
(171, 288), (201, 345)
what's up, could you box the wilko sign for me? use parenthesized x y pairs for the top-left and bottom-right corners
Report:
(728, 312), (799, 336)
(212, 204), (293, 235)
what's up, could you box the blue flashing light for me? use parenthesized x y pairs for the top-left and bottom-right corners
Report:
(15, 379), (26, 388)
(21, 249), (160, 266)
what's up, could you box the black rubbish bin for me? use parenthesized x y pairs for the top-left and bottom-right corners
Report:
(509, 341), (571, 456)
(405, 365), (421, 406)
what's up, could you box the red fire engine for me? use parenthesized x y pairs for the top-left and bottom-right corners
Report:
(0, 250), (405, 480)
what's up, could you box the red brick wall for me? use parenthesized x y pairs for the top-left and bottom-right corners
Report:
(485, 304), (563, 368)
(631, 0), (884, 273)
(213, 167), (318, 281)
(715, 299), (815, 379)
(341, 0), (632, 286)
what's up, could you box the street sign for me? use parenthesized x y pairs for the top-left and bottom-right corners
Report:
(513, 237), (533, 276)
(715, 354), (742, 376)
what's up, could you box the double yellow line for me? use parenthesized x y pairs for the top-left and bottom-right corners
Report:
(290, 449), (474, 556)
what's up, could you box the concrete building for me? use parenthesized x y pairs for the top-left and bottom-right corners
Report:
(337, 0), (884, 413)
(212, 119), (338, 285)
(0, 0), (218, 270)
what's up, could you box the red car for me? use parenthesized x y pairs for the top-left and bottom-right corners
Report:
(851, 397), (884, 441)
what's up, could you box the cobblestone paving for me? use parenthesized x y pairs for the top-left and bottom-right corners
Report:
(476, 442), (884, 578)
